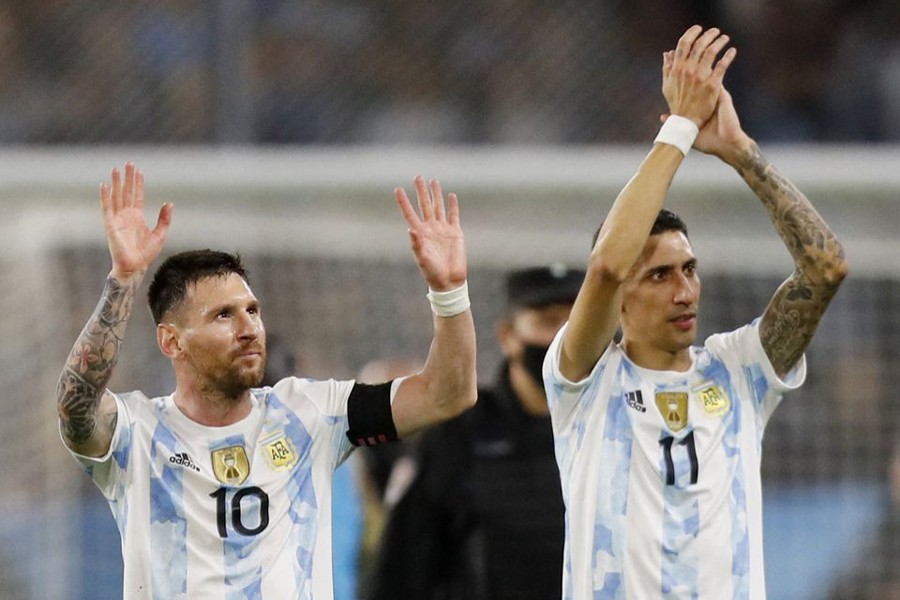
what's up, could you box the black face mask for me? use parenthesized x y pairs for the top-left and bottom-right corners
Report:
(521, 343), (551, 386)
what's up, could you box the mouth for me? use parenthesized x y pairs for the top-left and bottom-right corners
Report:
(236, 348), (264, 361)
(669, 313), (697, 331)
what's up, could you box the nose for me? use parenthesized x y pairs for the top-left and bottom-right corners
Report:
(236, 312), (263, 340)
(673, 272), (699, 305)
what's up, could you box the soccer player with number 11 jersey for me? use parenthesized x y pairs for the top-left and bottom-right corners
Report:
(544, 25), (848, 599)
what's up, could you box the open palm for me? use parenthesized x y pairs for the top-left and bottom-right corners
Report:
(101, 162), (173, 277)
(395, 176), (467, 291)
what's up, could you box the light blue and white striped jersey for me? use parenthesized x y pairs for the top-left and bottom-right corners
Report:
(544, 319), (805, 600)
(66, 376), (356, 600)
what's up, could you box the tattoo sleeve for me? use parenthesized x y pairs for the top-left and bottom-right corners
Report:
(734, 143), (847, 377)
(57, 276), (137, 450)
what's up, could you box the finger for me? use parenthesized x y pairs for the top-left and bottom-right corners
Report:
(414, 175), (434, 221)
(700, 33), (730, 72)
(690, 27), (720, 61)
(662, 50), (674, 77)
(394, 186), (421, 229)
(123, 162), (135, 208)
(446, 192), (460, 227)
(430, 179), (446, 222)
(99, 182), (112, 220)
(109, 167), (122, 213)
(659, 113), (670, 123)
(134, 169), (145, 210)
(151, 202), (174, 242)
(711, 46), (737, 82)
(674, 25), (703, 60)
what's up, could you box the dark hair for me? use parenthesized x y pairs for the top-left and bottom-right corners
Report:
(147, 250), (249, 324)
(505, 265), (585, 310)
(591, 208), (688, 249)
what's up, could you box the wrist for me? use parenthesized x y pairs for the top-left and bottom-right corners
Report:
(108, 268), (146, 285)
(426, 281), (470, 318)
(654, 115), (699, 156)
(722, 135), (758, 167)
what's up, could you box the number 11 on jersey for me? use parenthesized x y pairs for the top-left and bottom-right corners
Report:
(659, 431), (699, 486)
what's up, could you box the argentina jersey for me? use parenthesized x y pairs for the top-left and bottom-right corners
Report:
(65, 376), (356, 600)
(544, 319), (805, 600)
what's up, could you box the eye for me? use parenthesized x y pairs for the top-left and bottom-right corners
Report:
(216, 309), (230, 319)
(684, 262), (697, 275)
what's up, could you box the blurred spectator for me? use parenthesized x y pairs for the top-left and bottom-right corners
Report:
(828, 441), (900, 599)
(2, 1), (900, 143)
(353, 357), (424, 595)
(365, 265), (584, 600)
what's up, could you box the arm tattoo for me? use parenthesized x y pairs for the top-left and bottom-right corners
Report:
(734, 144), (847, 376)
(57, 276), (136, 446)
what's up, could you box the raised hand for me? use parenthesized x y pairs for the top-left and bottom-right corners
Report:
(100, 162), (173, 278)
(395, 176), (466, 292)
(661, 25), (736, 128)
(692, 87), (755, 164)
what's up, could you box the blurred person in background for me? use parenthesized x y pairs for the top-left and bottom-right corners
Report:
(365, 264), (584, 600)
(544, 25), (847, 598)
(828, 440), (900, 599)
(55, 165), (477, 599)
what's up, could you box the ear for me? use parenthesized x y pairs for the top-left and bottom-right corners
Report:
(157, 323), (183, 359)
(495, 318), (521, 360)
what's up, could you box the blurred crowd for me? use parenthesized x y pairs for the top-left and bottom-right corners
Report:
(1, 0), (900, 145)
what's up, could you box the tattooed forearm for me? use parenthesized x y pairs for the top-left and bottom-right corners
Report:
(57, 276), (136, 446)
(734, 144), (846, 276)
(733, 143), (848, 376)
(759, 274), (842, 376)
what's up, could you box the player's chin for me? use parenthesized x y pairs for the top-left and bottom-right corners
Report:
(234, 363), (266, 389)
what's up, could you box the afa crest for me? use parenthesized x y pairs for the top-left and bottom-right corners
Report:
(263, 434), (298, 472)
(696, 384), (730, 417)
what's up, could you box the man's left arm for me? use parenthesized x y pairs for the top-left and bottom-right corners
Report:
(389, 176), (478, 437)
(733, 145), (849, 378)
(693, 88), (849, 378)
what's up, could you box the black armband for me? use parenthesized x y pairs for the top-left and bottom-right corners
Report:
(346, 381), (399, 447)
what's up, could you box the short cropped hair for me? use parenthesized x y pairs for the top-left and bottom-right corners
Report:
(147, 250), (248, 325)
(591, 208), (689, 249)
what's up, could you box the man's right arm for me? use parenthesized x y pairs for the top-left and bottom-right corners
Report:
(559, 25), (735, 381)
(58, 275), (141, 457)
(57, 162), (172, 457)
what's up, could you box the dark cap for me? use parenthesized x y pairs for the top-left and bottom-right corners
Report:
(505, 264), (585, 309)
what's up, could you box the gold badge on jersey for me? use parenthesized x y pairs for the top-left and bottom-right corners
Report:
(263, 434), (298, 472)
(211, 445), (250, 485)
(696, 383), (730, 417)
(655, 392), (689, 432)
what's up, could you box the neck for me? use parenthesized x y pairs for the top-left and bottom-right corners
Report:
(173, 385), (253, 427)
(620, 339), (692, 372)
(508, 363), (550, 417)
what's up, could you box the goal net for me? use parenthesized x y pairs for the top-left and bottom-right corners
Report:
(0, 145), (897, 599)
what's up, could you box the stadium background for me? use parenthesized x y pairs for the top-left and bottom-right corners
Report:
(0, 1), (899, 599)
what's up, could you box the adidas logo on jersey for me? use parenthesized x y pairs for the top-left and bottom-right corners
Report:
(170, 452), (201, 472)
(625, 390), (646, 412)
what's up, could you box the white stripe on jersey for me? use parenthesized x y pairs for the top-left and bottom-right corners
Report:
(65, 376), (356, 600)
(545, 320), (805, 600)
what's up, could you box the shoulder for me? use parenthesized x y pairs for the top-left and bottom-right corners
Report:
(109, 390), (160, 418)
(701, 320), (763, 363)
(267, 376), (355, 408)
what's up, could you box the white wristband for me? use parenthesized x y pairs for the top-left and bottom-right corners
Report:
(654, 115), (699, 156)
(426, 281), (470, 317)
